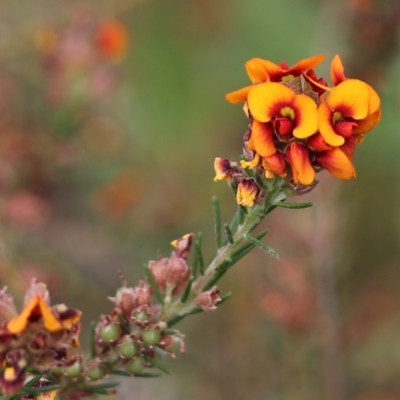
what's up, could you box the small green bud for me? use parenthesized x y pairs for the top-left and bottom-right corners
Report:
(126, 357), (145, 375)
(134, 309), (150, 322)
(100, 323), (120, 342)
(118, 336), (138, 358)
(64, 361), (82, 377)
(87, 365), (106, 381)
(142, 327), (161, 345)
(105, 350), (120, 365)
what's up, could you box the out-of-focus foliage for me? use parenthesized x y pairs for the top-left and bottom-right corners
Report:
(0, 0), (399, 399)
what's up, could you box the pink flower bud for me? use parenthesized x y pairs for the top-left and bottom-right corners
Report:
(195, 287), (221, 311)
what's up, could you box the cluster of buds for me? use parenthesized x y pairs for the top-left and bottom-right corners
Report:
(91, 233), (219, 380)
(215, 55), (381, 204)
(0, 232), (223, 398)
(0, 280), (81, 395)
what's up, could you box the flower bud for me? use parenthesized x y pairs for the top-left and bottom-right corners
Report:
(87, 364), (106, 381)
(195, 287), (221, 311)
(126, 357), (145, 375)
(64, 361), (82, 377)
(142, 327), (161, 345)
(118, 336), (138, 358)
(99, 323), (120, 343)
(236, 178), (260, 207)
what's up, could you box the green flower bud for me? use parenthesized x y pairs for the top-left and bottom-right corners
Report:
(105, 350), (120, 365)
(126, 357), (145, 375)
(87, 365), (106, 381)
(142, 327), (161, 345)
(118, 336), (138, 358)
(100, 323), (120, 342)
(134, 309), (150, 323)
(64, 361), (82, 377)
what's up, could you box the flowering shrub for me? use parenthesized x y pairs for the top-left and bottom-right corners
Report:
(0, 54), (381, 399)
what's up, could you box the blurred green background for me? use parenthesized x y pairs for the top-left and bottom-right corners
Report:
(0, 0), (399, 399)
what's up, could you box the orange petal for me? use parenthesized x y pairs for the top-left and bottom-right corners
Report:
(367, 85), (381, 114)
(6, 295), (62, 334)
(245, 59), (270, 83)
(249, 58), (283, 82)
(285, 142), (315, 185)
(316, 148), (356, 179)
(225, 85), (253, 104)
(307, 132), (333, 151)
(248, 120), (276, 157)
(353, 109), (381, 135)
(318, 101), (345, 146)
(247, 82), (295, 123)
(292, 93), (318, 139)
(340, 135), (364, 160)
(38, 296), (64, 332)
(262, 153), (287, 178)
(330, 55), (346, 86)
(326, 79), (370, 120)
(289, 54), (325, 76)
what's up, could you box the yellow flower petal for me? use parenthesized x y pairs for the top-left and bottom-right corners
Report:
(292, 93), (318, 139)
(353, 109), (381, 135)
(326, 79), (370, 120)
(247, 83), (295, 123)
(318, 101), (345, 146)
(236, 179), (258, 207)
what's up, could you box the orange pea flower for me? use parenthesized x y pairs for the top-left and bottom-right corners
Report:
(318, 79), (381, 146)
(226, 54), (324, 104)
(246, 82), (318, 157)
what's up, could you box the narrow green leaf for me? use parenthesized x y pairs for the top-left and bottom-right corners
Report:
(215, 258), (233, 273)
(246, 235), (279, 259)
(229, 229), (268, 264)
(161, 328), (178, 335)
(25, 375), (42, 388)
(212, 196), (222, 249)
(143, 263), (164, 304)
(192, 232), (204, 277)
(86, 382), (120, 390)
(228, 210), (240, 235)
(134, 372), (162, 378)
(218, 292), (232, 306)
(117, 312), (130, 334)
(143, 355), (172, 375)
(238, 205), (247, 224)
(276, 201), (314, 209)
(224, 223), (234, 244)
(180, 275), (194, 303)
(89, 321), (96, 359)
(112, 370), (131, 377)
(166, 314), (185, 328)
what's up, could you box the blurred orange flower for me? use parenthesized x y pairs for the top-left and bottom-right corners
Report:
(96, 19), (128, 61)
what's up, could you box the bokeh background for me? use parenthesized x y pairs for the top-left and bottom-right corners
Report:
(0, 0), (399, 399)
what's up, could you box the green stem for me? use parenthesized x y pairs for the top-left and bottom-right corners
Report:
(160, 181), (286, 322)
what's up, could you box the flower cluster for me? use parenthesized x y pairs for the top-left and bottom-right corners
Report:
(215, 55), (381, 205)
(0, 281), (81, 394)
(0, 233), (223, 399)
